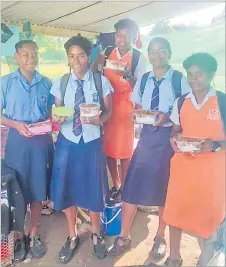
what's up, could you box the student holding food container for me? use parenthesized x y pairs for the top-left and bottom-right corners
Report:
(50, 35), (113, 264)
(1, 40), (54, 260)
(163, 53), (226, 267)
(108, 37), (190, 258)
(92, 19), (148, 200)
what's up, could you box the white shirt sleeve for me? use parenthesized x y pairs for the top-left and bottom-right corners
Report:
(50, 77), (62, 100)
(134, 53), (149, 80)
(170, 98), (180, 125)
(181, 75), (191, 95)
(101, 75), (114, 98)
(131, 76), (142, 106)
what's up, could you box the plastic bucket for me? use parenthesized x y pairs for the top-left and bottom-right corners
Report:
(100, 202), (122, 236)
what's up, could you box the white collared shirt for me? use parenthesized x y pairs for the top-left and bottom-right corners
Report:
(132, 66), (191, 127)
(50, 70), (114, 143)
(170, 87), (216, 125)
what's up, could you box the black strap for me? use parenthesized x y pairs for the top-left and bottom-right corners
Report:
(139, 72), (151, 97)
(59, 73), (71, 106)
(93, 72), (104, 137)
(105, 47), (140, 77)
(171, 70), (182, 100)
(131, 49), (140, 77)
(93, 72), (104, 111)
(177, 93), (189, 124)
(216, 91), (226, 134)
(177, 93), (189, 113)
(105, 46), (115, 58)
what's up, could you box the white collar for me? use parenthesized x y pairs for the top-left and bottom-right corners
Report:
(148, 66), (173, 81)
(186, 87), (216, 109)
(71, 70), (91, 82)
(115, 47), (133, 60)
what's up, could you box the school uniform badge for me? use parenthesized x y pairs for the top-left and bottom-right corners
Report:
(92, 93), (99, 103)
(207, 109), (220, 121)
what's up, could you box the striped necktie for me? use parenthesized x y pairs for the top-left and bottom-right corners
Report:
(150, 77), (164, 111)
(73, 79), (85, 136)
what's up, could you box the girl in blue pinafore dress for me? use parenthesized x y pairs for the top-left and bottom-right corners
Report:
(50, 36), (113, 264)
(108, 37), (190, 259)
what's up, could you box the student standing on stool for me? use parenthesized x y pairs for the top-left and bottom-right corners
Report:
(50, 36), (113, 264)
(108, 37), (190, 259)
(1, 40), (54, 261)
(92, 19), (148, 200)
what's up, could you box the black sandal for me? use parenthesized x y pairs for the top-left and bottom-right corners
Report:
(14, 237), (27, 262)
(151, 236), (167, 259)
(110, 187), (122, 200)
(28, 235), (46, 259)
(108, 236), (131, 256)
(91, 233), (107, 260)
(59, 236), (80, 264)
(164, 257), (183, 267)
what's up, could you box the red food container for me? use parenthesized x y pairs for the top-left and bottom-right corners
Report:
(52, 122), (60, 132)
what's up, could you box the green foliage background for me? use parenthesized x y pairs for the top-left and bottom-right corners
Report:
(1, 22), (225, 91)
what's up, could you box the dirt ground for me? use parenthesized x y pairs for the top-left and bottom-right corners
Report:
(6, 138), (200, 267)
(14, 210), (200, 267)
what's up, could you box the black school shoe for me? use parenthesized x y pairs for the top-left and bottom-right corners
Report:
(91, 233), (107, 260)
(28, 235), (46, 259)
(14, 236), (27, 262)
(110, 186), (122, 201)
(59, 236), (80, 264)
(151, 236), (167, 259)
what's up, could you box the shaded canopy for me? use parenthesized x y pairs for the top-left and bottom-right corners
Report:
(1, 1), (218, 37)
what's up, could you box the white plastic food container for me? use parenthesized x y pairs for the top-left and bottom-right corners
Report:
(133, 109), (158, 125)
(79, 103), (100, 118)
(105, 59), (127, 71)
(28, 120), (52, 135)
(176, 136), (204, 152)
